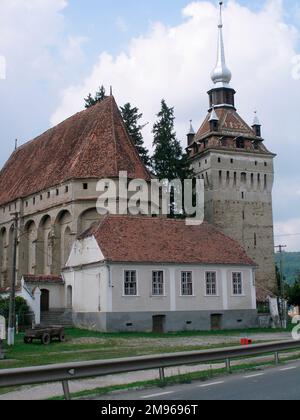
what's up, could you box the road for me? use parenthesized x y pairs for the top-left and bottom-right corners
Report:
(95, 360), (300, 401)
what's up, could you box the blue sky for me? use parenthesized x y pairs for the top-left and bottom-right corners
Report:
(0, 0), (300, 250)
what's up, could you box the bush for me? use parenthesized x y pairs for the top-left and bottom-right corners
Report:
(0, 296), (31, 327)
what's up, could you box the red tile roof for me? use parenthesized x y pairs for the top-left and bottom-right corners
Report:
(81, 215), (255, 266)
(195, 108), (257, 141)
(0, 96), (151, 206)
(23, 275), (64, 284)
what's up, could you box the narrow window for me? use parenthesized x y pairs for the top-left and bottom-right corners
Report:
(251, 173), (254, 188)
(124, 271), (137, 296)
(65, 186), (69, 193)
(181, 272), (193, 296)
(232, 273), (243, 296)
(234, 172), (237, 186)
(218, 157), (221, 163)
(152, 271), (164, 296)
(264, 174), (267, 190)
(241, 172), (247, 184)
(236, 138), (245, 149)
(83, 183), (88, 190)
(226, 171), (230, 185)
(56, 189), (59, 196)
(254, 233), (257, 248)
(206, 272), (217, 296)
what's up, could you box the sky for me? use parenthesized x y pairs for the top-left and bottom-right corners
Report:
(0, 0), (300, 251)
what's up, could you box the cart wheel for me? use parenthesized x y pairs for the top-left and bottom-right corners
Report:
(41, 333), (51, 345)
(59, 332), (66, 343)
(24, 337), (33, 344)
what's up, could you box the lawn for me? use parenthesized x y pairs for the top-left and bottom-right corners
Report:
(0, 327), (290, 371)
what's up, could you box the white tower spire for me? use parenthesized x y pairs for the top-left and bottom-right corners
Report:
(211, 2), (232, 88)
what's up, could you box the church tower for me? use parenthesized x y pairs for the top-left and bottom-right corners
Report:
(188, 2), (276, 293)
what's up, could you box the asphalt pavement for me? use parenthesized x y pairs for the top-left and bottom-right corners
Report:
(95, 360), (300, 401)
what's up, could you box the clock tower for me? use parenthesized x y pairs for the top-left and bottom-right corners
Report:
(188, 2), (277, 293)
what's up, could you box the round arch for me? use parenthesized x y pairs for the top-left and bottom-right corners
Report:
(23, 220), (37, 275)
(36, 215), (52, 275)
(0, 227), (7, 287)
(53, 210), (72, 274)
(78, 207), (101, 235)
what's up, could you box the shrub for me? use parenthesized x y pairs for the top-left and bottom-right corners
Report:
(0, 296), (31, 327)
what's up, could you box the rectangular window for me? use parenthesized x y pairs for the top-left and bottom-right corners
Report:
(152, 271), (164, 296)
(232, 273), (243, 296)
(124, 271), (137, 296)
(181, 272), (193, 296)
(206, 272), (217, 296)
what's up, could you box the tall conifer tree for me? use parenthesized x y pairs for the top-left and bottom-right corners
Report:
(120, 103), (151, 167)
(84, 85), (107, 108)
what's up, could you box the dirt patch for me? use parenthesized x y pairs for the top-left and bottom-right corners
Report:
(70, 338), (107, 346)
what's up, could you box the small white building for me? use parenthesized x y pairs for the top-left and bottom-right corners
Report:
(63, 216), (258, 332)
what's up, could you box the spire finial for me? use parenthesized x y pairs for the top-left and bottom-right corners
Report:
(253, 110), (261, 126)
(219, 1), (223, 28)
(211, 1), (232, 88)
(209, 104), (219, 122)
(15, 139), (18, 150)
(188, 119), (195, 135)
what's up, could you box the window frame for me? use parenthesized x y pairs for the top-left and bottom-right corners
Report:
(123, 270), (138, 297)
(180, 271), (194, 297)
(205, 271), (218, 297)
(232, 272), (244, 296)
(151, 270), (165, 297)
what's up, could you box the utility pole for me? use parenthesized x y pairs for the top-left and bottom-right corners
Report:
(7, 212), (19, 346)
(275, 244), (287, 329)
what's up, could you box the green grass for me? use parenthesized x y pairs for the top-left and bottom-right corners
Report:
(0, 326), (291, 371)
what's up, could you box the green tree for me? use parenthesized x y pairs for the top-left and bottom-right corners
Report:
(285, 275), (300, 307)
(152, 99), (193, 181)
(152, 99), (194, 218)
(0, 296), (30, 327)
(120, 103), (151, 167)
(84, 85), (107, 109)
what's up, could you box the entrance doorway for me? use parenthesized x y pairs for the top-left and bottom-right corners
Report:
(152, 315), (166, 334)
(41, 289), (50, 312)
(211, 314), (223, 331)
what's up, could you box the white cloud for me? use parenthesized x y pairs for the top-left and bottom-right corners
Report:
(49, 1), (300, 250)
(51, 1), (300, 148)
(275, 219), (300, 252)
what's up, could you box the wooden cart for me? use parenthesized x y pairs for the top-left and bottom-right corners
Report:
(24, 326), (66, 345)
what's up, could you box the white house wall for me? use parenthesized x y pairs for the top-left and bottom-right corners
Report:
(66, 236), (105, 268)
(110, 264), (255, 313)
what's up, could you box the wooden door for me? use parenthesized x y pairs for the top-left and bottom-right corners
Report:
(41, 289), (50, 312)
(211, 314), (222, 331)
(152, 315), (166, 334)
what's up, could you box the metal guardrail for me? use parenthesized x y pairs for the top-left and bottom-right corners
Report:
(0, 340), (300, 400)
